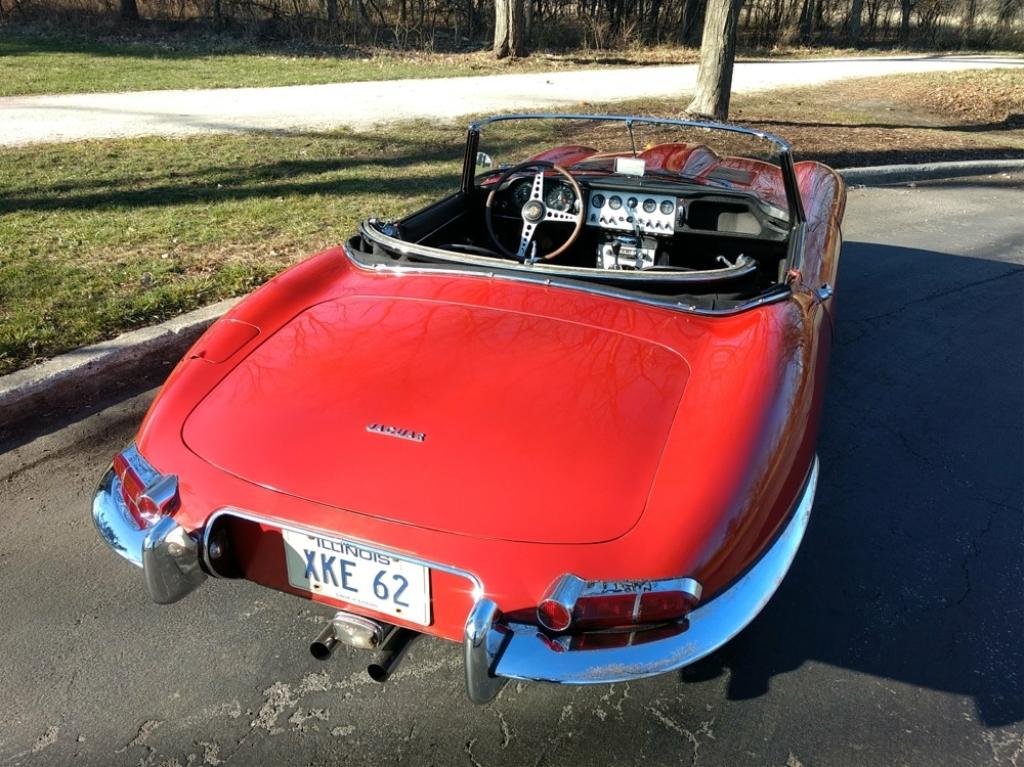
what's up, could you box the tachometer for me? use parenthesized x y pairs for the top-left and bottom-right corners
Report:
(512, 181), (532, 207)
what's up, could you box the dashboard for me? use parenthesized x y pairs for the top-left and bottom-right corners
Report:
(586, 190), (680, 234)
(491, 173), (786, 272)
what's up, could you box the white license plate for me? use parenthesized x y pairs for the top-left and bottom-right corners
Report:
(282, 529), (431, 626)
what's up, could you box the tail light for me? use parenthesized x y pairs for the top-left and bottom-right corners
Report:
(537, 574), (702, 632)
(112, 444), (179, 526)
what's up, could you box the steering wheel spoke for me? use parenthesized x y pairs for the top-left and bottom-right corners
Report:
(544, 207), (577, 223)
(485, 160), (585, 262)
(517, 221), (538, 260)
(529, 170), (545, 202)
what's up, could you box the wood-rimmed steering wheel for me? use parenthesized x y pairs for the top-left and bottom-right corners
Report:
(484, 161), (585, 262)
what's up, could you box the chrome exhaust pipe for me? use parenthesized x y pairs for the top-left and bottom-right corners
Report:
(310, 612), (389, 660)
(310, 624), (340, 660)
(367, 627), (418, 682)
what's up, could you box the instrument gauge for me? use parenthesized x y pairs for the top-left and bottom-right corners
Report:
(608, 196), (622, 210)
(591, 193), (606, 208)
(627, 197), (638, 209)
(545, 183), (575, 212)
(660, 199), (675, 215)
(512, 181), (532, 207)
(642, 198), (657, 213)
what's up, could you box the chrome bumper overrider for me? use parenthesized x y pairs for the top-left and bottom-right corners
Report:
(463, 457), (819, 704)
(91, 468), (206, 604)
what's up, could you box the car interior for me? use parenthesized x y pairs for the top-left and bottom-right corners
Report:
(347, 121), (806, 311)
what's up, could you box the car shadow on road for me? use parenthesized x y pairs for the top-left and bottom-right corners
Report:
(681, 239), (1024, 728)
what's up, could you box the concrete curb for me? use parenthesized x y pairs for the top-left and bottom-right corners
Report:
(2, 159), (1021, 431)
(0, 298), (238, 429)
(838, 159), (1024, 185)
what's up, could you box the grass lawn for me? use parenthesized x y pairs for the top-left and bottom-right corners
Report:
(0, 29), (976, 97)
(1, 69), (1021, 375)
(0, 32), (705, 97)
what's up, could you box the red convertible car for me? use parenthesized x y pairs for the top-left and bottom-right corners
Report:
(93, 114), (845, 703)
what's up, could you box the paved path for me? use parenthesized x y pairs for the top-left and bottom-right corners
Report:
(1, 54), (1021, 146)
(1, 175), (1022, 766)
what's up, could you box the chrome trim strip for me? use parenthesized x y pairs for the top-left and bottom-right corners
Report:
(359, 220), (758, 284)
(472, 457), (818, 690)
(202, 508), (483, 592)
(344, 243), (791, 318)
(121, 442), (159, 487)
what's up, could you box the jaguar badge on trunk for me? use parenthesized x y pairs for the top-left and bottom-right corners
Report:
(366, 423), (427, 443)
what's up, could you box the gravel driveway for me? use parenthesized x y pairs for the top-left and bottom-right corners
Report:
(1, 54), (1021, 146)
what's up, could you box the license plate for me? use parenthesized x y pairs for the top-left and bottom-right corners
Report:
(282, 529), (431, 626)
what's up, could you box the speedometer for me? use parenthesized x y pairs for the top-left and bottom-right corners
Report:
(545, 183), (575, 212)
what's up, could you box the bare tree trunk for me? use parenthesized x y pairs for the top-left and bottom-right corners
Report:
(898, 0), (911, 41)
(848, 0), (863, 45)
(326, 0), (337, 22)
(120, 0), (140, 21)
(798, 0), (815, 41)
(681, 0), (701, 41)
(686, 0), (742, 119)
(963, 0), (978, 34)
(494, 0), (526, 58)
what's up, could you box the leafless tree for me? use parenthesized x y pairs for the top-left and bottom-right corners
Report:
(494, 0), (526, 56)
(120, 0), (139, 20)
(686, 0), (743, 119)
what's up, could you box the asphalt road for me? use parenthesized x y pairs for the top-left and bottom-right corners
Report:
(1, 174), (1022, 767)
(1, 54), (1021, 145)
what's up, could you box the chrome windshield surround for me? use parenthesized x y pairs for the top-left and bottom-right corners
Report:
(201, 508), (482, 593)
(466, 113), (802, 226)
(359, 220), (759, 284)
(344, 241), (791, 318)
(463, 457), (819, 702)
(468, 113), (792, 151)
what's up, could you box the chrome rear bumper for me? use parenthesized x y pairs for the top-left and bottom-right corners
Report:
(92, 468), (206, 604)
(93, 453), (817, 704)
(463, 457), (818, 703)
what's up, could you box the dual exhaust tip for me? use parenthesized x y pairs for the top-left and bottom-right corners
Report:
(310, 611), (417, 683)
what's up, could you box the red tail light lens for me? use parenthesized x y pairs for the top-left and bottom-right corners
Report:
(111, 444), (178, 527)
(538, 599), (573, 632)
(573, 593), (637, 630)
(536, 575), (702, 633)
(113, 451), (146, 524)
(637, 590), (700, 624)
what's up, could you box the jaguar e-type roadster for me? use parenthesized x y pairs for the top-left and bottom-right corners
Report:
(93, 114), (845, 703)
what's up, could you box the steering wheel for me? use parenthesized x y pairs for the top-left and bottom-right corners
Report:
(485, 161), (585, 262)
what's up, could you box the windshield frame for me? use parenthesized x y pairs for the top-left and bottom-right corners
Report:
(462, 113), (806, 226)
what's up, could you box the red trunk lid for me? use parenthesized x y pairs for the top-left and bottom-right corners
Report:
(182, 295), (688, 544)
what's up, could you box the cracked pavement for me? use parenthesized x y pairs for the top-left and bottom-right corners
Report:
(1, 173), (1021, 766)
